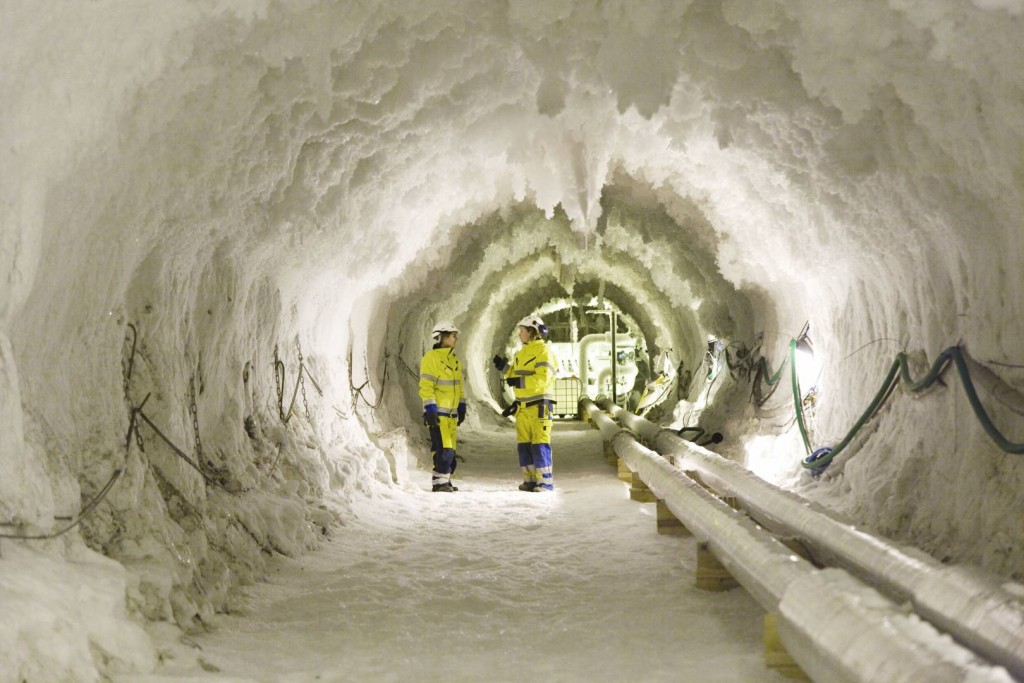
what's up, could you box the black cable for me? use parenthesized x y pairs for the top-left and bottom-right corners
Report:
(0, 469), (123, 540)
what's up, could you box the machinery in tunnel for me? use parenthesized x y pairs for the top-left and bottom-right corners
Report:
(502, 298), (658, 417)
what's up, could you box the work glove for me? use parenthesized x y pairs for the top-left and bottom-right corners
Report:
(501, 402), (518, 417)
(423, 405), (439, 427)
(492, 355), (508, 372)
(505, 376), (524, 388)
(457, 404), (467, 426)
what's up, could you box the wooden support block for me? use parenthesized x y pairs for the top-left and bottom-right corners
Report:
(764, 613), (812, 681)
(617, 456), (633, 482)
(695, 542), (738, 591)
(656, 499), (691, 536)
(629, 472), (658, 502)
(603, 441), (617, 467)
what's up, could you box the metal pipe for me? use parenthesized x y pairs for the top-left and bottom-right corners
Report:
(600, 400), (1024, 681)
(582, 400), (1013, 682)
(577, 332), (609, 394)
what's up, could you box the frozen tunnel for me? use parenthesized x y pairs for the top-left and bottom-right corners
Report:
(2, 1), (1024, 680)
(384, 194), (736, 419)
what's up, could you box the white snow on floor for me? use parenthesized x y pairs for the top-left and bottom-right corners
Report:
(120, 422), (785, 683)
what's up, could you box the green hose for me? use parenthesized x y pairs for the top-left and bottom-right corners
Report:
(791, 339), (812, 456)
(939, 347), (1024, 454)
(754, 353), (787, 386)
(751, 348), (787, 407)
(800, 344), (1024, 472)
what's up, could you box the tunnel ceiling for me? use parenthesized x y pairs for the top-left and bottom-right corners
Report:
(5, 1), (1021, 457)
(6, 0), (1020, 366)
(381, 190), (755, 401)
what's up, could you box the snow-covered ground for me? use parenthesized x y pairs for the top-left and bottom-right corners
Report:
(119, 422), (784, 683)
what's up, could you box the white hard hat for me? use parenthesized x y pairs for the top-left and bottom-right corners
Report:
(431, 320), (459, 342)
(516, 315), (548, 335)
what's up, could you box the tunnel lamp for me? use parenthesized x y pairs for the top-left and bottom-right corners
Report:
(705, 337), (724, 380)
(794, 334), (821, 396)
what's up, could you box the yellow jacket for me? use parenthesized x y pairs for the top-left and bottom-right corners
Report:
(419, 347), (465, 416)
(505, 339), (557, 404)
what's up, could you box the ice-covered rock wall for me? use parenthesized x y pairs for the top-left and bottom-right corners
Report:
(2, 0), (1023, 677)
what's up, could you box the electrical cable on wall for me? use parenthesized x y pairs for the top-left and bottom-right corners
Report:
(751, 328), (1024, 476)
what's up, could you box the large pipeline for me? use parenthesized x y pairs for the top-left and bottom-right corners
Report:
(595, 400), (1024, 681)
(581, 400), (1015, 682)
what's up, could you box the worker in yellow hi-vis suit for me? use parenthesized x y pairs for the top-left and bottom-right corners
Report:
(492, 315), (557, 491)
(419, 321), (466, 492)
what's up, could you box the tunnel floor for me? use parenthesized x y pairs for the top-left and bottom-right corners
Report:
(120, 422), (786, 682)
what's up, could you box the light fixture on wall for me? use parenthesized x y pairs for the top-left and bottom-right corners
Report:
(790, 322), (825, 465)
(705, 337), (724, 381)
(793, 323), (821, 397)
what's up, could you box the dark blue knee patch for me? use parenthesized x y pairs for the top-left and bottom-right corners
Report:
(433, 448), (456, 475)
(517, 443), (532, 467)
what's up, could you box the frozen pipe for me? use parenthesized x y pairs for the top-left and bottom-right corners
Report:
(578, 333), (610, 392)
(582, 401), (1013, 682)
(601, 401), (1024, 681)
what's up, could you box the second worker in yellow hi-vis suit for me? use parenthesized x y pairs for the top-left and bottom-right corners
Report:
(419, 321), (466, 492)
(492, 315), (557, 491)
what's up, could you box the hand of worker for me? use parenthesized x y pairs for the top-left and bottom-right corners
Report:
(423, 405), (439, 427)
(492, 355), (508, 372)
(457, 405), (466, 425)
(501, 402), (518, 417)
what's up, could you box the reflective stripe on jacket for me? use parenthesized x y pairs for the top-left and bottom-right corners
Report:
(505, 339), (556, 404)
(419, 347), (465, 415)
